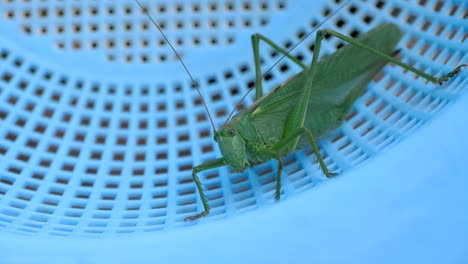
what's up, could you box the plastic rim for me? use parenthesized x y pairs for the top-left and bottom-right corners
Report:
(0, 0), (466, 242)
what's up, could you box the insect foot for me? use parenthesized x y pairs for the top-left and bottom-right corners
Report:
(435, 64), (468, 85)
(185, 210), (209, 222)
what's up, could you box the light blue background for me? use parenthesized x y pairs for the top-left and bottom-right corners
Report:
(0, 1), (467, 263)
(1, 91), (467, 264)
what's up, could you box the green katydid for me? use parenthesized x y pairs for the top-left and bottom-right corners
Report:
(135, 0), (467, 221)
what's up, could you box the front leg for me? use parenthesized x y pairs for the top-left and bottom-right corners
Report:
(185, 158), (226, 221)
(246, 148), (285, 200)
(272, 127), (335, 178)
(267, 127), (335, 201)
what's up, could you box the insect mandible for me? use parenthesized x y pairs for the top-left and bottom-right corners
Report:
(135, 0), (467, 221)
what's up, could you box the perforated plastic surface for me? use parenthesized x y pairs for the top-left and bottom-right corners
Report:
(0, 0), (466, 244)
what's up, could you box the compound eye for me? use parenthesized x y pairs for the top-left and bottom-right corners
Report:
(228, 128), (236, 137)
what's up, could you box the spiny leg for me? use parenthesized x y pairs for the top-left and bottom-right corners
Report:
(277, 25), (467, 177)
(185, 158), (226, 221)
(272, 127), (335, 178)
(277, 25), (466, 177)
(271, 25), (334, 178)
(276, 157), (283, 200)
(301, 127), (336, 178)
(318, 28), (467, 85)
(281, 23), (326, 151)
(251, 33), (308, 100)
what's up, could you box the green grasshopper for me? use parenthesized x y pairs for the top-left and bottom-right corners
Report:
(135, 0), (467, 221)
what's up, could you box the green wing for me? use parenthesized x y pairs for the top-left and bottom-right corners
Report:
(250, 23), (401, 144)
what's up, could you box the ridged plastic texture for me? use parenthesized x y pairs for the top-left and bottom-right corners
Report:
(0, 0), (466, 238)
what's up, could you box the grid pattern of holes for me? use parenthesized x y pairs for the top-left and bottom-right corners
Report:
(0, 0), (467, 236)
(1, 0), (286, 63)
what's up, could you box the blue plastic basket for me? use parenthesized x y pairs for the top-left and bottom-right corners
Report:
(0, 0), (467, 263)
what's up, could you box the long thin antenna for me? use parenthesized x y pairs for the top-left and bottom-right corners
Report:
(223, 0), (354, 126)
(134, 0), (217, 132)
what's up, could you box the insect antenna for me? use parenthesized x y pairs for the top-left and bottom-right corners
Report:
(134, 0), (217, 132)
(223, 0), (354, 126)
